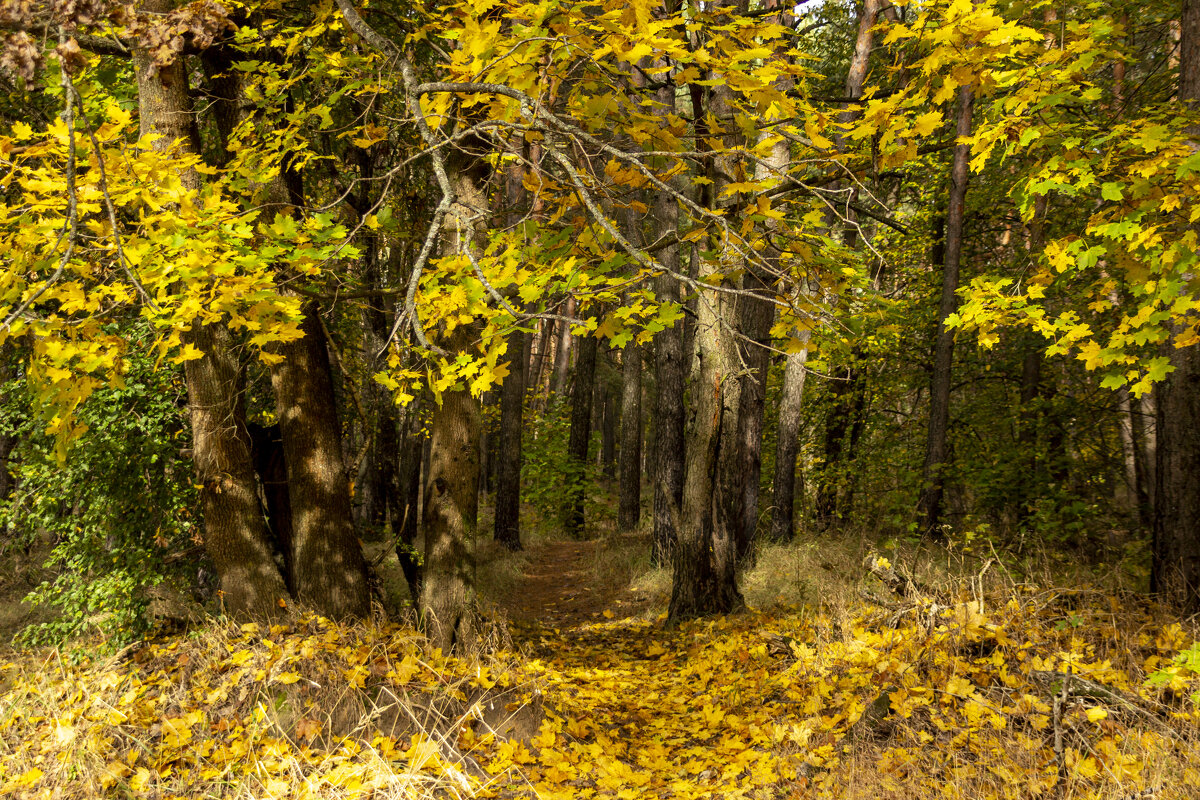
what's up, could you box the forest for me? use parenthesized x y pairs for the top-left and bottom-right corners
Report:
(0, 0), (1198, 798)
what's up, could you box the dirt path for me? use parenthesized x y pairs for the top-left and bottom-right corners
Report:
(504, 537), (653, 631)
(505, 539), (606, 629)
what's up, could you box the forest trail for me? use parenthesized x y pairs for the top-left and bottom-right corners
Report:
(503, 536), (652, 631)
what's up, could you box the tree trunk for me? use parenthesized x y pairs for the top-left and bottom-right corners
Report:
(358, 239), (399, 546)
(669, 5), (746, 622)
(1153, 359), (1200, 613)
(528, 320), (553, 407)
(270, 303), (371, 619)
(814, 0), (882, 531)
(735, 280), (775, 560)
(494, 327), (527, 550)
(1152, 0), (1200, 613)
(184, 323), (289, 617)
(1129, 393), (1153, 529)
(135, 2), (287, 618)
(916, 82), (974, 539)
(770, 334), (811, 542)
(396, 400), (424, 600)
(669, 284), (746, 620)
(421, 323), (480, 649)
(419, 159), (486, 648)
(600, 372), (618, 479)
(0, 341), (17, 501)
(565, 327), (598, 537)
(651, 52), (687, 568)
(478, 396), (493, 496)
(1015, 341), (1043, 531)
(618, 340), (642, 532)
(551, 300), (574, 399)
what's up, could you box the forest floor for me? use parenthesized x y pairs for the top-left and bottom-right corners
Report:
(1, 530), (1199, 800)
(502, 535), (655, 630)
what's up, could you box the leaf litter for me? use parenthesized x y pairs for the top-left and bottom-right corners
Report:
(1, 566), (1198, 799)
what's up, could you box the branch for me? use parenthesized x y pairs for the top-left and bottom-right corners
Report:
(72, 87), (158, 309)
(2, 29), (78, 332)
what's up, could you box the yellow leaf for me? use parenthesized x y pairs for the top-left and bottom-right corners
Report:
(129, 767), (152, 792)
(912, 110), (943, 138)
(1085, 706), (1108, 722)
(10, 767), (43, 789)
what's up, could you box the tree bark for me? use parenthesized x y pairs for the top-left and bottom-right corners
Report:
(564, 326), (598, 537)
(421, 324), (480, 649)
(269, 303), (371, 619)
(814, 0), (882, 531)
(600, 370), (618, 478)
(184, 323), (289, 617)
(770, 334), (811, 542)
(1128, 393), (1153, 528)
(551, 301), (574, 399)
(0, 341), (17, 501)
(669, 1), (747, 621)
(618, 340), (642, 532)
(1015, 340), (1043, 531)
(916, 82), (974, 539)
(135, 1), (287, 618)
(494, 327), (527, 550)
(734, 277), (775, 559)
(396, 399), (424, 600)
(420, 163), (486, 649)
(528, 320), (553, 407)
(1151, 0), (1200, 613)
(651, 53), (687, 568)
(669, 285), (746, 620)
(1153, 361), (1200, 613)
(357, 223), (399, 547)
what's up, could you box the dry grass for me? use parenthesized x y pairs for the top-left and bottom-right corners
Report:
(0, 613), (538, 799)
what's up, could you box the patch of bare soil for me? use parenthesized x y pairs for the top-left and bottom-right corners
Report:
(504, 536), (655, 631)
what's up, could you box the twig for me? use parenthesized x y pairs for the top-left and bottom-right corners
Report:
(1, 29), (79, 331)
(71, 86), (158, 310)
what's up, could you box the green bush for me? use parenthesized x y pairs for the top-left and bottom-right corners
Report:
(3, 336), (199, 647)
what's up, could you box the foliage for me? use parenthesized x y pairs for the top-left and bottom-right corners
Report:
(1, 329), (198, 647)
(1147, 640), (1200, 708)
(520, 398), (609, 532)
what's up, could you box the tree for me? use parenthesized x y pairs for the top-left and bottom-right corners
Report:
(133, 0), (288, 618)
(1152, 0), (1200, 614)
(916, 82), (974, 540)
(618, 340), (642, 533)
